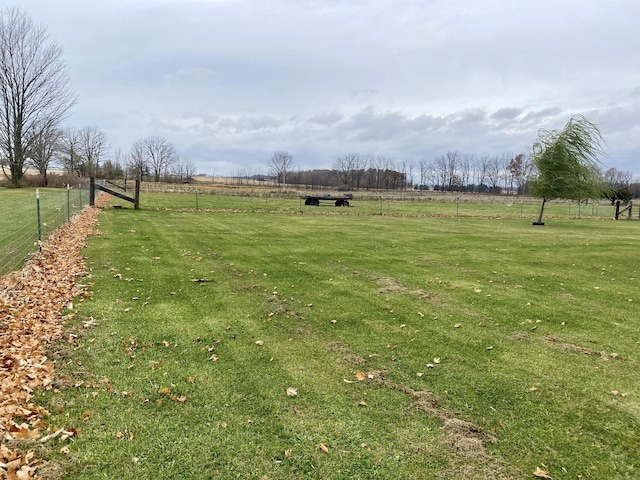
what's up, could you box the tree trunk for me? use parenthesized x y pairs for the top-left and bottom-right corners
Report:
(10, 161), (24, 187)
(534, 198), (547, 225)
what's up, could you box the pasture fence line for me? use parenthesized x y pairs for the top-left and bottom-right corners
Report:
(136, 185), (629, 220)
(135, 182), (631, 215)
(0, 185), (89, 277)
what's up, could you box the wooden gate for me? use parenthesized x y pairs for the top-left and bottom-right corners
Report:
(90, 177), (140, 209)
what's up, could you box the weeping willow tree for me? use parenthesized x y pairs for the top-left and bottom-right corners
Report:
(528, 115), (607, 224)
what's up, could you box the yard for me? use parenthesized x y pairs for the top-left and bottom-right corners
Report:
(3, 192), (640, 479)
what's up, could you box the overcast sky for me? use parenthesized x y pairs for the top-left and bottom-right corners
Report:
(16, 0), (640, 176)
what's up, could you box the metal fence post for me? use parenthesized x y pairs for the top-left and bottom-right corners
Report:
(67, 184), (71, 221)
(36, 189), (42, 251)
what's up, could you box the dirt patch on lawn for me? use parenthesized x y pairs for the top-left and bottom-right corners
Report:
(543, 335), (622, 360)
(374, 276), (435, 301)
(264, 292), (303, 320)
(381, 380), (496, 457)
(330, 340), (509, 473)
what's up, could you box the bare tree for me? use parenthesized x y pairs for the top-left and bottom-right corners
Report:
(433, 155), (447, 190)
(405, 159), (416, 189)
(460, 154), (474, 191)
(128, 140), (149, 179)
(507, 153), (532, 195)
(0, 8), (76, 186)
(475, 155), (490, 192)
(446, 151), (460, 191)
(418, 158), (429, 188)
(486, 155), (503, 192)
(28, 120), (62, 186)
(269, 151), (294, 186)
(369, 155), (395, 190)
(334, 153), (364, 187)
(77, 126), (108, 176)
(604, 167), (633, 189)
(130, 136), (177, 182)
(59, 128), (82, 176)
(112, 147), (128, 179)
(172, 156), (196, 183)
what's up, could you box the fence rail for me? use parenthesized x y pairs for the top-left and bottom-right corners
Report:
(0, 186), (89, 277)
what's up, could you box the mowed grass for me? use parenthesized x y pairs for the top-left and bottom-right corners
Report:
(36, 202), (640, 479)
(140, 189), (620, 219)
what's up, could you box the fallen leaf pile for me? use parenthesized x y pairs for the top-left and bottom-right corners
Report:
(0, 195), (107, 478)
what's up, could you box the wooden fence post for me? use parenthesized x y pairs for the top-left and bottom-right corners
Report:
(90, 177), (95, 206)
(134, 177), (140, 209)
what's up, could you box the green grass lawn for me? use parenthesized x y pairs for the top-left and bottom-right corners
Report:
(36, 203), (640, 479)
(0, 187), (88, 275)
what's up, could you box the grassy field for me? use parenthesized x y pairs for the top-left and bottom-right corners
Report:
(0, 187), (89, 276)
(140, 189), (620, 220)
(29, 196), (640, 479)
(0, 185), (622, 277)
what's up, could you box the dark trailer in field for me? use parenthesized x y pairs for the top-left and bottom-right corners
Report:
(302, 193), (353, 206)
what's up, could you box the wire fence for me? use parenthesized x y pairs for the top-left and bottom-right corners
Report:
(136, 186), (632, 220)
(0, 186), (89, 277)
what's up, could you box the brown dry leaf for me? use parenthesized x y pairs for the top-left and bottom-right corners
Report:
(176, 396), (187, 403)
(15, 426), (40, 440)
(0, 196), (115, 469)
(286, 387), (298, 397)
(284, 449), (293, 458)
(454, 323), (462, 328)
(533, 467), (552, 478)
(209, 354), (219, 362)
(318, 443), (329, 453)
(159, 387), (171, 395)
(60, 446), (71, 455)
(255, 340), (264, 346)
(355, 371), (366, 381)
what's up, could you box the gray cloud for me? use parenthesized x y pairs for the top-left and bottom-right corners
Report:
(15, 0), (640, 176)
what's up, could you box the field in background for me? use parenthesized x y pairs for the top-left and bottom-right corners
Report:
(31, 197), (640, 479)
(137, 184), (623, 219)
(0, 184), (631, 281)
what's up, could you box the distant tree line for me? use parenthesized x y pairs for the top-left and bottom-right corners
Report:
(265, 151), (536, 193)
(263, 150), (639, 197)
